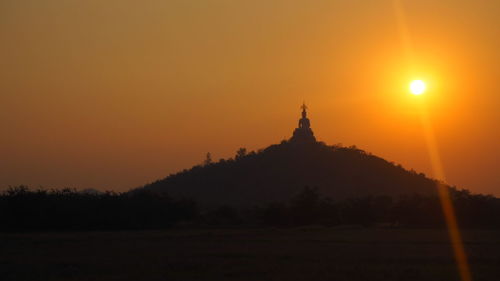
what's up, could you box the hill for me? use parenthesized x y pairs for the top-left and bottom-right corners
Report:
(142, 140), (439, 207)
(141, 104), (440, 206)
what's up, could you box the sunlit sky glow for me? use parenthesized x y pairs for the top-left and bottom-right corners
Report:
(0, 0), (499, 195)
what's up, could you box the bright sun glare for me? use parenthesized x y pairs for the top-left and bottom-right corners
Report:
(410, 80), (426, 95)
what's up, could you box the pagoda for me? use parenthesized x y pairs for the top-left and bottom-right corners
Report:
(290, 103), (316, 143)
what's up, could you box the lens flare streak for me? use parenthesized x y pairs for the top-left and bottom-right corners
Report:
(392, 1), (473, 280)
(419, 107), (472, 281)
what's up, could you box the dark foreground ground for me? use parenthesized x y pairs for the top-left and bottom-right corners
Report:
(1, 228), (500, 281)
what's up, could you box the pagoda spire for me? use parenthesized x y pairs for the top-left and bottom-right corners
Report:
(301, 102), (308, 118)
(290, 103), (316, 143)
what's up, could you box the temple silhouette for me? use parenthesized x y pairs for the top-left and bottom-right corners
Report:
(290, 103), (316, 143)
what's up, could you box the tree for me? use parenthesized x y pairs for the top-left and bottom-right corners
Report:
(203, 152), (212, 166)
(290, 186), (321, 225)
(235, 148), (247, 160)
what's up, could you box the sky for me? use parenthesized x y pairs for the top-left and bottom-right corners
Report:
(1, 0), (499, 195)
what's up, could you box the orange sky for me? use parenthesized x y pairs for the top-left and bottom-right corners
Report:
(1, 0), (499, 195)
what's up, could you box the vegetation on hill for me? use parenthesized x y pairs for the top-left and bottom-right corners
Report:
(142, 140), (440, 206)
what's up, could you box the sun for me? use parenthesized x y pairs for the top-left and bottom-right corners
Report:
(409, 80), (426, 95)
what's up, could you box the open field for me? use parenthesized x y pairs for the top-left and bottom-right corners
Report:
(1, 228), (500, 281)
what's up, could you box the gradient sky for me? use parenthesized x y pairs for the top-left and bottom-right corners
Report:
(1, 0), (499, 195)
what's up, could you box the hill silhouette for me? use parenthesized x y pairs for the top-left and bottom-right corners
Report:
(142, 140), (439, 207)
(142, 105), (440, 207)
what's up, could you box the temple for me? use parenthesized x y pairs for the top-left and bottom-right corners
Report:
(290, 103), (316, 143)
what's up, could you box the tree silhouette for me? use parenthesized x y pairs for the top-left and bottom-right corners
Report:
(235, 147), (247, 160)
(203, 152), (213, 166)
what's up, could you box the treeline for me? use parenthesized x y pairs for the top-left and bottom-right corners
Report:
(1, 186), (500, 231)
(202, 187), (500, 228)
(0, 186), (197, 231)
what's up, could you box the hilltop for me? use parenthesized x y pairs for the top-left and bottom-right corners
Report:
(141, 105), (440, 206)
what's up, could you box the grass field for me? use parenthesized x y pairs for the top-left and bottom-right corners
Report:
(1, 228), (500, 281)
